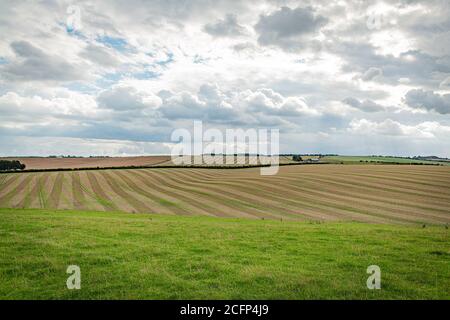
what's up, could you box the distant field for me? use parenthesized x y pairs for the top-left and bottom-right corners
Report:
(0, 208), (448, 299)
(5, 155), (445, 171)
(323, 155), (450, 165)
(163, 155), (296, 166)
(0, 156), (171, 170)
(1, 165), (449, 224)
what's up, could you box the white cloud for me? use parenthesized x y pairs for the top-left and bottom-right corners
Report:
(348, 118), (450, 138)
(97, 85), (162, 111)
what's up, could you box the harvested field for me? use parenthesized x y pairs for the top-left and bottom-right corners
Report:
(0, 156), (171, 170)
(0, 165), (449, 224)
(166, 155), (296, 166)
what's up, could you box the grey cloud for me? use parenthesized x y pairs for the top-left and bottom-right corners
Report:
(342, 97), (385, 112)
(396, 0), (450, 56)
(334, 41), (450, 88)
(361, 67), (383, 81)
(97, 85), (162, 111)
(80, 44), (120, 67)
(0, 120), (171, 143)
(1, 41), (85, 82)
(204, 14), (247, 37)
(158, 89), (241, 123)
(404, 89), (450, 114)
(440, 76), (450, 88)
(254, 6), (327, 50)
(159, 92), (208, 119)
(233, 42), (258, 53)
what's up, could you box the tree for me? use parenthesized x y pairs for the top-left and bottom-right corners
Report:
(292, 155), (303, 162)
(0, 160), (26, 171)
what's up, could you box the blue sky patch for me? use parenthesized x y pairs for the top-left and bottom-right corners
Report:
(96, 35), (130, 52)
(132, 70), (160, 80)
(95, 72), (124, 88)
(63, 82), (98, 94)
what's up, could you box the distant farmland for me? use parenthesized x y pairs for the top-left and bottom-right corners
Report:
(0, 156), (171, 170)
(322, 155), (450, 165)
(1, 165), (449, 225)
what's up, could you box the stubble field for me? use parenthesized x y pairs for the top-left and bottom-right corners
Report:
(1, 164), (449, 225)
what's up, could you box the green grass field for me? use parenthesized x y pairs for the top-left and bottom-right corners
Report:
(0, 208), (448, 299)
(323, 155), (450, 165)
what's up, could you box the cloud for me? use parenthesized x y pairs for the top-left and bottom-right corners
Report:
(333, 41), (450, 88)
(97, 85), (162, 111)
(342, 97), (386, 112)
(254, 6), (327, 50)
(404, 89), (450, 114)
(80, 43), (120, 67)
(159, 91), (208, 119)
(361, 67), (383, 81)
(157, 85), (319, 126)
(0, 90), (98, 123)
(348, 118), (450, 138)
(158, 85), (243, 123)
(204, 14), (247, 37)
(1, 41), (86, 82)
(243, 88), (319, 117)
(440, 76), (450, 89)
(0, 136), (172, 157)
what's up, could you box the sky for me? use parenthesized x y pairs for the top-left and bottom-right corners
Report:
(0, 0), (449, 157)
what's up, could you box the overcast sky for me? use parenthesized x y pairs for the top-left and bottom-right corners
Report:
(1, 0), (449, 157)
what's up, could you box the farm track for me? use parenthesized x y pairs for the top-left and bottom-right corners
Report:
(0, 165), (449, 224)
